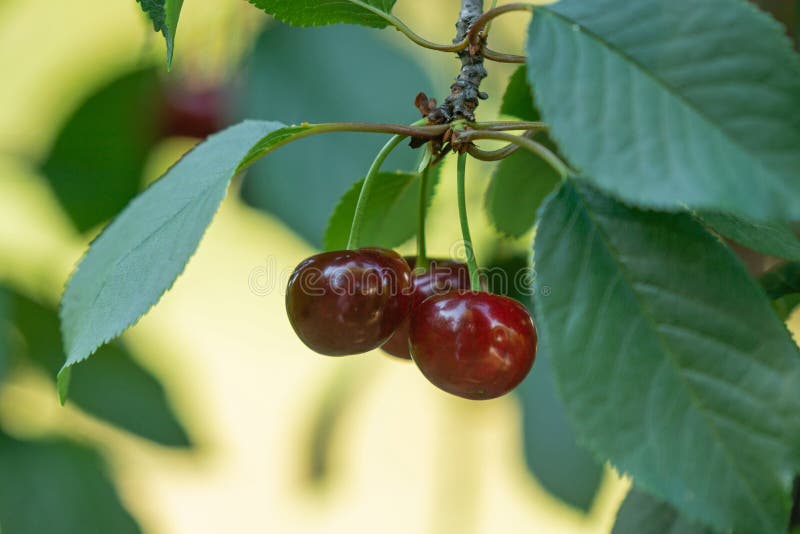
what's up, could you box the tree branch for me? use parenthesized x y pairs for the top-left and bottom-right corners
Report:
(428, 0), (488, 122)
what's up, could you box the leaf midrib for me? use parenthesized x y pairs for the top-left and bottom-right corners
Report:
(538, 7), (779, 181)
(571, 186), (777, 530)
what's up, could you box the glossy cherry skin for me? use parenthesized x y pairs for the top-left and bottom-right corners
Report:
(286, 248), (413, 356)
(409, 291), (537, 400)
(160, 85), (226, 139)
(381, 258), (470, 359)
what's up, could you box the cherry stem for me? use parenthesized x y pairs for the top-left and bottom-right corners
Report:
(350, 0), (468, 52)
(466, 3), (533, 63)
(483, 48), (526, 63)
(467, 3), (534, 44)
(458, 130), (570, 177)
(468, 129), (538, 160)
(456, 153), (481, 291)
(416, 148), (433, 271)
(301, 122), (447, 138)
(346, 119), (429, 250)
(471, 121), (547, 132)
(238, 122), (447, 172)
(346, 134), (406, 250)
(467, 143), (519, 161)
(483, 0), (499, 39)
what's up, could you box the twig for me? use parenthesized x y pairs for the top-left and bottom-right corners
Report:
(428, 0), (488, 122)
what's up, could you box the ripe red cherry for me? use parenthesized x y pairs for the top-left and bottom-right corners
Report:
(160, 84), (226, 139)
(381, 258), (470, 359)
(409, 291), (537, 400)
(286, 248), (413, 356)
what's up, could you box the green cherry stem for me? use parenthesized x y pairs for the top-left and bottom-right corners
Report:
(467, 3), (534, 44)
(238, 122), (447, 171)
(458, 130), (570, 177)
(416, 148), (433, 270)
(346, 135), (405, 250)
(472, 120), (547, 132)
(349, 0), (468, 52)
(456, 153), (481, 291)
(346, 118), (428, 250)
(467, 3), (533, 64)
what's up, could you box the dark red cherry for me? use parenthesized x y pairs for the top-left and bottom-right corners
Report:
(160, 84), (227, 139)
(381, 258), (470, 359)
(409, 291), (537, 400)
(286, 248), (413, 356)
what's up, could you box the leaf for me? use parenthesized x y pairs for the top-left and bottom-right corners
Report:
(500, 66), (540, 121)
(10, 290), (189, 446)
(247, 0), (395, 29)
(41, 67), (164, 232)
(0, 287), (11, 385)
(485, 150), (560, 238)
(0, 431), (140, 534)
(760, 262), (800, 320)
(518, 344), (604, 511)
(485, 254), (603, 511)
(699, 211), (800, 261)
(527, 0), (800, 220)
(59, 120), (285, 400)
(235, 22), (430, 245)
(534, 180), (800, 532)
(323, 166), (440, 251)
(613, 489), (712, 534)
(240, 125), (321, 168)
(486, 66), (561, 237)
(761, 262), (800, 300)
(137, 0), (184, 69)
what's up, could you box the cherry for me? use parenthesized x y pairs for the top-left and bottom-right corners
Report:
(381, 258), (470, 359)
(409, 291), (537, 400)
(286, 248), (413, 356)
(159, 84), (227, 139)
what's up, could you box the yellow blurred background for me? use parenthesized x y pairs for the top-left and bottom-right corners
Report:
(0, 0), (633, 532)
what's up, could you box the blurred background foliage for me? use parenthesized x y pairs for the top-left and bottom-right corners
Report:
(0, 0), (795, 532)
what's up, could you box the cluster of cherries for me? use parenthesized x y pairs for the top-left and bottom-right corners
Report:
(285, 247), (537, 400)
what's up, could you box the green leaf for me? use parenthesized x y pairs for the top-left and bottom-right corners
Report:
(486, 66), (560, 237)
(699, 211), (800, 261)
(760, 262), (800, 320)
(41, 67), (164, 232)
(235, 23), (430, 245)
(323, 166), (440, 251)
(485, 254), (603, 511)
(247, 0), (395, 28)
(0, 287), (11, 385)
(518, 344), (604, 511)
(527, 0), (800, 220)
(500, 66), (540, 121)
(0, 431), (140, 534)
(613, 490), (711, 534)
(761, 262), (800, 300)
(10, 290), (189, 446)
(534, 180), (800, 532)
(485, 150), (560, 238)
(240, 125), (321, 168)
(59, 120), (285, 400)
(137, 0), (184, 69)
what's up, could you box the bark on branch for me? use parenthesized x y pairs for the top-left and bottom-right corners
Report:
(429, 0), (488, 123)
